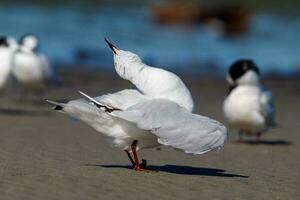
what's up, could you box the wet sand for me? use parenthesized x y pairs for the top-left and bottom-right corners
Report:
(0, 69), (299, 200)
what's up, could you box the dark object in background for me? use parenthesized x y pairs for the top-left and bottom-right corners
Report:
(151, 3), (251, 36)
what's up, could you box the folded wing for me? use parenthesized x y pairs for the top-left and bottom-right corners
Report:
(112, 99), (228, 154)
(95, 89), (148, 110)
(260, 87), (277, 127)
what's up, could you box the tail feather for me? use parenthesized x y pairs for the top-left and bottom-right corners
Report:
(45, 99), (65, 111)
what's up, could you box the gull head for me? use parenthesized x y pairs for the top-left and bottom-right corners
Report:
(227, 59), (260, 86)
(104, 38), (142, 67)
(20, 34), (39, 52)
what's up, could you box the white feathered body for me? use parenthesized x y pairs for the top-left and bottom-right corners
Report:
(130, 66), (194, 112)
(223, 84), (275, 134)
(58, 89), (227, 154)
(12, 50), (52, 91)
(113, 51), (194, 112)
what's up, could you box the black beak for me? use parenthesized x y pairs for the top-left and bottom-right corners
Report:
(104, 38), (118, 54)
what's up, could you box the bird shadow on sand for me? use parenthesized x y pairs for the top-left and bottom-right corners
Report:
(0, 108), (51, 117)
(86, 164), (248, 178)
(240, 139), (292, 146)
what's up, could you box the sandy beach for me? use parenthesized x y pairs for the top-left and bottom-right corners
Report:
(0, 69), (299, 200)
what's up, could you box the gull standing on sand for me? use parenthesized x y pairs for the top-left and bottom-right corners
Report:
(11, 34), (53, 97)
(0, 36), (18, 92)
(223, 59), (277, 142)
(46, 39), (227, 172)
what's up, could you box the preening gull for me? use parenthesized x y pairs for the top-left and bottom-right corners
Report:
(46, 39), (227, 172)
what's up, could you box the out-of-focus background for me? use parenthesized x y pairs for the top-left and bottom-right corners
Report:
(1, 0), (300, 76)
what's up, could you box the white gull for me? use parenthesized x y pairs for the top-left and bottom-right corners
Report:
(47, 39), (227, 171)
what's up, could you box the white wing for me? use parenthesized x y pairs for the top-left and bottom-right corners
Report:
(94, 89), (149, 110)
(112, 99), (228, 154)
(47, 91), (152, 148)
(48, 89), (148, 131)
(260, 87), (276, 127)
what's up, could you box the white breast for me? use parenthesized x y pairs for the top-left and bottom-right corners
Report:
(223, 85), (265, 133)
(11, 50), (51, 91)
(13, 52), (42, 81)
(113, 52), (194, 112)
(133, 67), (194, 112)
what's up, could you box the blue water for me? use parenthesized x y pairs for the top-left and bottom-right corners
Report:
(0, 5), (300, 75)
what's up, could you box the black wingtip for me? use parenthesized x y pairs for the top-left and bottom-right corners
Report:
(53, 105), (63, 111)
(45, 99), (64, 111)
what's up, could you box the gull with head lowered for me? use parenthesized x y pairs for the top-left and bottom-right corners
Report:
(46, 39), (227, 172)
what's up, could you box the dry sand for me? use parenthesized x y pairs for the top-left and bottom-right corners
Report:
(0, 69), (299, 200)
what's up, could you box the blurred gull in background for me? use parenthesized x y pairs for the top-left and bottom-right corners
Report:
(223, 59), (277, 142)
(46, 39), (227, 172)
(11, 34), (54, 99)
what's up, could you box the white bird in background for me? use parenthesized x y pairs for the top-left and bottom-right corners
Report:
(46, 39), (228, 172)
(223, 59), (277, 142)
(11, 34), (53, 98)
(0, 36), (18, 92)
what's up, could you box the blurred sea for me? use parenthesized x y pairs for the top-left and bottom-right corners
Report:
(0, 5), (300, 75)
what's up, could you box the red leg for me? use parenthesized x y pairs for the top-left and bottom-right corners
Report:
(131, 140), (142, 171)
(125, 148), (146, 169)
(131, 140), (157, 173)
(124, 150), (135, 166)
